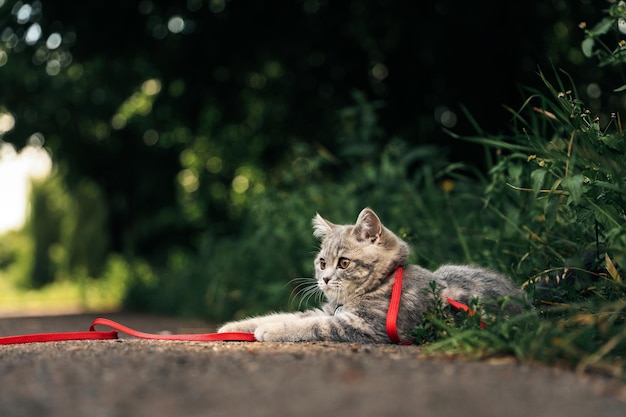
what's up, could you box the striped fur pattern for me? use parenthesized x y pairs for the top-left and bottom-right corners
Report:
(218, 208), (524, 343)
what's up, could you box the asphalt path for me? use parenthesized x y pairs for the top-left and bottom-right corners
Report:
(0, 312), (625, 417)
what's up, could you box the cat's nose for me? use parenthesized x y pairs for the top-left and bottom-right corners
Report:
(323, 277), (330, 284)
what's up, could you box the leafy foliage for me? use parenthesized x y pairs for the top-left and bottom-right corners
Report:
(458, 66), (626, 292)
(581, 0), (626, 76)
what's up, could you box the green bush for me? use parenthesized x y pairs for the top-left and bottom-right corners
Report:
(451, 67), (625, 293)
(415, 5), (626, 378)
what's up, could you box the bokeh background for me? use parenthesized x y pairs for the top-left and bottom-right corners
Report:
(0, 0), (617, 320)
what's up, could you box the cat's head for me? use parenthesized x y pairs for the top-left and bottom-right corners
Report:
(312, 208), (410, 304)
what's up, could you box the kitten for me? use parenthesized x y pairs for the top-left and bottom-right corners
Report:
(218, 208), (525, 343)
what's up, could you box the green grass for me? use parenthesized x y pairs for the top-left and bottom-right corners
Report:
(409, 4), (626, 375)
(412, 58), (626, 379)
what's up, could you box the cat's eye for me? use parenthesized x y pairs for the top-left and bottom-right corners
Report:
(338, 258), (351, 269)
(319, 259), (326, 270)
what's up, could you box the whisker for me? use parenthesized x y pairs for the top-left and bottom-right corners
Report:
(298, 285), (321, 310)
(287, 277), (321, 309)
(286, 277), (313, 288)
(287, 277), (314, 295)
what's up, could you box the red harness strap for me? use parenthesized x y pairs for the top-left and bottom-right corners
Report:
(447, 298), (486, 329)
(0, 317), (255, 345)
(446, 297), (471, 313)
(385, 266), (480, 344)
(386, 266), (412, 345)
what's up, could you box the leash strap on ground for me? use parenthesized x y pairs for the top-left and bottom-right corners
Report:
(90, 317), (256, 342)
(0, 330), (118, 345)
(0, 318), (256, 345)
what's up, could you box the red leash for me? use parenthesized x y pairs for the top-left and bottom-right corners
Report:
(0, 317), (255, 345)
(0, 329), (118, 345)
(90, 317), (255, 342)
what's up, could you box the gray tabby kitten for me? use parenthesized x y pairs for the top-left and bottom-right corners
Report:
(218, 208), (525, 343)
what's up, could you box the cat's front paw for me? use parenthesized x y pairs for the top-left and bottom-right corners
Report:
(254, 323), (287, 342)
(254, 323), (307, 342)
(217, 321), (257, 333)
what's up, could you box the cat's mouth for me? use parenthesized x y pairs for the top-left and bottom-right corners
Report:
(320, 281), (349, 304)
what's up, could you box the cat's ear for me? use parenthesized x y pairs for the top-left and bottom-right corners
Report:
(353, 208), (383, 243)
(312, 213), (336, 239)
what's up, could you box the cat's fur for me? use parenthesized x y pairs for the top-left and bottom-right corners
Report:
(218, 208), (525, 343)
